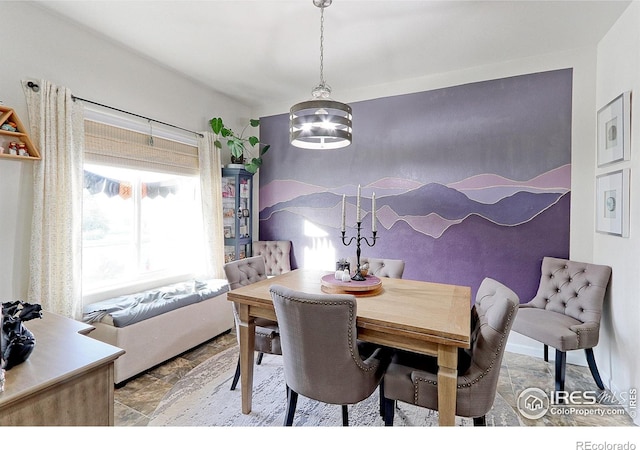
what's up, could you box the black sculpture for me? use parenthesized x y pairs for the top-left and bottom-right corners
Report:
(1, 301), (42, 370)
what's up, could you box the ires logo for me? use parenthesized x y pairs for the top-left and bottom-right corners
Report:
(517, 387), (550, 419)
(550, 390), (598, 405)
(517, 387), (635, 420)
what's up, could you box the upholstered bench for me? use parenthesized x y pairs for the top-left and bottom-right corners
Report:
(82, 279), (233, 384)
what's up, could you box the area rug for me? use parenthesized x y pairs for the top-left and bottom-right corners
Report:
(148, 346), (522, 427)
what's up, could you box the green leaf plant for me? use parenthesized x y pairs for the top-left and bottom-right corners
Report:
(209, 117), (271, 174)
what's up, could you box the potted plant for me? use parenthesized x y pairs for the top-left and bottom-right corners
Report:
(209, 117), (270, 174)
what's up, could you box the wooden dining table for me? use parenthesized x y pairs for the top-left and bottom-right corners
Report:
(226, 268), (471, 426)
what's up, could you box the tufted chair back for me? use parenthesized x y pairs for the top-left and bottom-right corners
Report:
(224, 256), (268, 289)
(347, 257), (405, 279)
(524, 257), (611, 325)
(512, 256), (612, 394)
(253, 241), (292, 277)
(382, 278), (519, 425)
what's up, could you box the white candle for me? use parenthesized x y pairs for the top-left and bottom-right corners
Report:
(372, 192), (376, 232)
(341, 194), (346, 232)
(356, 184), (361, 223)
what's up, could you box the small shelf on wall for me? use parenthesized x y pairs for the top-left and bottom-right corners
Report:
(0, 105), (41, 161)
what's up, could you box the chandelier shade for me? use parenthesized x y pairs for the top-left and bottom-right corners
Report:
(289, 99), (353, 149)
(289, 0), (352, 149)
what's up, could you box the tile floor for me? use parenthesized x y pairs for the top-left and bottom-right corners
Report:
(114, 331), (636, 427)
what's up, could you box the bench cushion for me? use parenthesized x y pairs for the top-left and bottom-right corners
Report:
(82, 279), (229, 327)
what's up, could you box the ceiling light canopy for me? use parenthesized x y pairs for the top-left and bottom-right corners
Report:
(290, 0), (352, 150)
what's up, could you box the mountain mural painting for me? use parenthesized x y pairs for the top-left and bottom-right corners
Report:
(258, 69), (572, 302)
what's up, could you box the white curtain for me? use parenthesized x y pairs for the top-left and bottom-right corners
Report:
(22, 80), (84, 319)
(198, 131), (225, 279)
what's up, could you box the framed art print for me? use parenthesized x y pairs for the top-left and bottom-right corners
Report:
(596, 169), (630, 237)
(597, 91), (631, 167)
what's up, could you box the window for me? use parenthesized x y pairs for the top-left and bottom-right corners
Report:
(82, 164), (205, 294)
(81, 116), (205, 297)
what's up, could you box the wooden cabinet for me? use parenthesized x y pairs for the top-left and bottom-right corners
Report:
(222, 167), (253, 263)
(0, 311), (124, 426)
(0, 105), (40, 160)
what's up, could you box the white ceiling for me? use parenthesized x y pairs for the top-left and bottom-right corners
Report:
(35, 0), (631, 111)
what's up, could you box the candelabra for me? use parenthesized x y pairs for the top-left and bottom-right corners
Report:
(341, 222), (377, 281)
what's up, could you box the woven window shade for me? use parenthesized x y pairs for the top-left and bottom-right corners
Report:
(84, 120), (199, 175)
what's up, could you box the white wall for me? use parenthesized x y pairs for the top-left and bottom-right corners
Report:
(594, 1), (640, 425)
(0, 2), (249, 301)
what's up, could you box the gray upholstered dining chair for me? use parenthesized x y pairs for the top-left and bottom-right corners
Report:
(252, 240), (292, 277)
(382, 277), (519, 426)
(223, 256), (282, 391)
(347, 256), (405, 278)
(512, 257), (612, 394)
(269, 284), (390, 426)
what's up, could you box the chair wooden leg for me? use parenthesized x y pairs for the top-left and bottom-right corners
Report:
(284, 385), (298, 426)
(473, 416), (486, 426)
(383, 398), (395, 426)
(555, 349), (566, 397)
(232, 351), (268, 390)
(543, 344), (549, 362)
(585, 348), (605, 390)
(342, 405), (349, 426)
(230, 356), (240, 391)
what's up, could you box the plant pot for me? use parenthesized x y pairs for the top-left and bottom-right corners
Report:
(231, 153), (244, 164)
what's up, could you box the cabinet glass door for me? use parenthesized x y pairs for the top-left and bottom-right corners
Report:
(222, 168), (252, 262)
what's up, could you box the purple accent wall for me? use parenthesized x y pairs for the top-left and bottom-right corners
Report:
(257, 69), (572, 302)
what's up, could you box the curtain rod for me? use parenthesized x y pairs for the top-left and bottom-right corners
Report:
(26, 81), (204, 138)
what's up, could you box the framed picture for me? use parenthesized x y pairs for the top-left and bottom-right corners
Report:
(596, 169), (630, 237)
(597, 91), (631, 167)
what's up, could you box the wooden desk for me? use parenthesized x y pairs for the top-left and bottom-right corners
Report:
(227, 269), (471, 426)
(0, 311), (125, 426)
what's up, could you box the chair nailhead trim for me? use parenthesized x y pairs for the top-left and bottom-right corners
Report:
(411, 301), (517, 404)
(276, 293), (377, 373)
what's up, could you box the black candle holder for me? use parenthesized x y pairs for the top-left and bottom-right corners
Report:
(341, 221), (377, 281)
